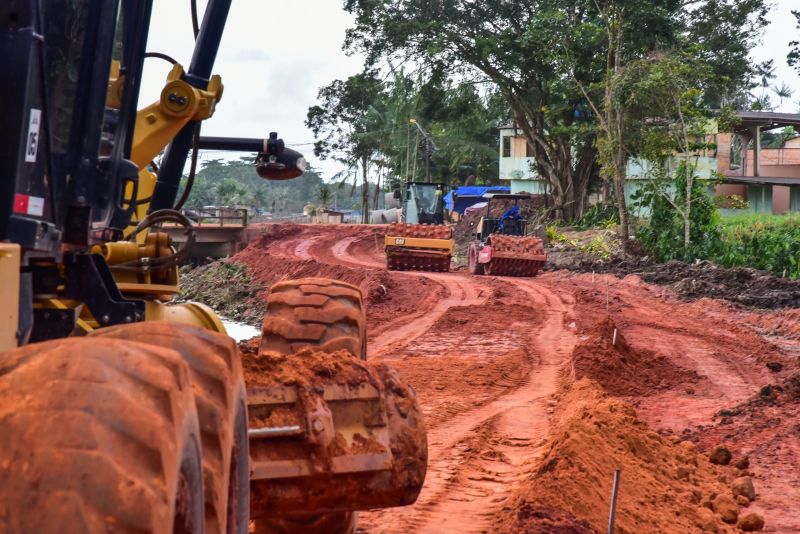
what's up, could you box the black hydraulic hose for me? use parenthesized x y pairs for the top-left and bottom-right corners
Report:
(113, 209), (196, 271)
(144, 51), (178, 65)
(173, 124), (201, 210)
(191, 0), (200, 38)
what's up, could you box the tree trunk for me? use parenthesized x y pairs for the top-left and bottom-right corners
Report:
(503, 93), (592, 221)
(361, 157), (370, 224)
(372, 167), (382, 211)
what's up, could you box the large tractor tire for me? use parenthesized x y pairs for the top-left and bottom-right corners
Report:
(0, 337), (204, 533)
(92, 322), (249, 534)
(260, 278), (366, 360)
(254, 277), (366, 534)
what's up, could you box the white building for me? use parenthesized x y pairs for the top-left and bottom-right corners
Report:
(498, 125), (546, 194)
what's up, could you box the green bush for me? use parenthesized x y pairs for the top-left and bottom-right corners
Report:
(715, 213), (800, 279)
(576, 202), (618, 230)
(632, 162), (721, 262)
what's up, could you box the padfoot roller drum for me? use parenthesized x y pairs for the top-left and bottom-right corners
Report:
(470, 234), (547, 277)
(384, 223), (453, 273)
(247, 279), (427, 531)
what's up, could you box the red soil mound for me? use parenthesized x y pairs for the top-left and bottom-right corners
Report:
(498, 380), (747, 534)
(231, 229), (439, 330)
(689, 372), (800, 532)
(572, 316), (700, 397)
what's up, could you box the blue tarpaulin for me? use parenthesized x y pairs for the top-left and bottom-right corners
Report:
(445, 186), (510, 214)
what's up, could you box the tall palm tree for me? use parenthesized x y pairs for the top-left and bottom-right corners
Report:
(773, 82), (794, 110)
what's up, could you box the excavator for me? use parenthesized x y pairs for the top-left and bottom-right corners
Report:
(384, 181), (454, 272)
(0, 1), (426, 533)
(467, 194), (547, 276)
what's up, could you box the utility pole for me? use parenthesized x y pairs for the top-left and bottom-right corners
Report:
(410, 118), (437, 183)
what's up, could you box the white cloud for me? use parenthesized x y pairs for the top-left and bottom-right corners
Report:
(140, 0), (364, 180)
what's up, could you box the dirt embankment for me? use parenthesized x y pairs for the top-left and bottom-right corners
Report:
(177, 223), (797, 532)
(551, 255), (800, 309)
(500, 380), (751, 534)
(177, 261), (266, 326)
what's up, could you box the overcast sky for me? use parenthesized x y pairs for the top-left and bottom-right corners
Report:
(141, 1), (800, 180)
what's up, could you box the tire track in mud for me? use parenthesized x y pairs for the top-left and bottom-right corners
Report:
(321, 235), (491, 358)
(361, 279), (577, 533)
(267, 226), (577, 532)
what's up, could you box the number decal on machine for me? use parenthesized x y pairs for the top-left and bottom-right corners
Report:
(25, 109), (41, 163)
(394, 238), (406, 245)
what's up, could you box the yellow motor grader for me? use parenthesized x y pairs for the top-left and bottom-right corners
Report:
(0, 1), (426, 533)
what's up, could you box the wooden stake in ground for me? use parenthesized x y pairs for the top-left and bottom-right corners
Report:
(607, 468), (621, 534)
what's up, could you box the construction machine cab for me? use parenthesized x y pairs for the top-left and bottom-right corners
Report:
(475, 194), (530, 243)
(402, 181), (446, 225)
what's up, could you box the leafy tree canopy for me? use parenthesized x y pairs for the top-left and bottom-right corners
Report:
(343, 0), (769, 219)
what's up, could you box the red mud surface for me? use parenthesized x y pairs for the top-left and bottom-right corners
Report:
(234, 223), (799, 533)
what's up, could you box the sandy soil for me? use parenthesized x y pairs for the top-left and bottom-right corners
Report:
(231, 223), (799, 533)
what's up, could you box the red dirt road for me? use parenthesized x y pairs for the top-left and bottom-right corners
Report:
(234, 224), (800, 533)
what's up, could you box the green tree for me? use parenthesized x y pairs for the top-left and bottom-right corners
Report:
(307, 72), (385, 223)
(619, 54), (727, 258)
(344, 0), (769, 220)
(316, 183), (332, 210)
(773, 82), (794, 110)
(180, 157), (328, 214)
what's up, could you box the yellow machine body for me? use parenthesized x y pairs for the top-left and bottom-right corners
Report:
(383, 235), (454, 254)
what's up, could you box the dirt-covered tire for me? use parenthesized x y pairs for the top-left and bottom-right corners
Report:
(260, 278), (367, 360)
(0, 337), (204, 533)
(468, 242), (484, 275)
(92, 322), (249, 534)
(255, 278), (366, 533)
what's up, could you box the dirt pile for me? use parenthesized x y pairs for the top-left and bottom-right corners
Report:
(177, 261), (266, 326)
(499, 380), (751, 534)
(572, 316), (700, 397)
(558, 256), (800, 309)
(686, 372), (800, 532)
(747, 308), (800, 340)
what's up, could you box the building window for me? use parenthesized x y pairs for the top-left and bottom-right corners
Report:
(730, 135), (742, 170)
(502, 135), (511, 157)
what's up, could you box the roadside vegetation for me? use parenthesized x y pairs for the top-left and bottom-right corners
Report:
(716, 213), (800, 278)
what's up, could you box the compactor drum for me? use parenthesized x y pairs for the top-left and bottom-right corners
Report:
(248, 279), (427, 533)
(384, 182), (454, 273)
(385, 222), (453, 272)
(468, 194), (547, 277)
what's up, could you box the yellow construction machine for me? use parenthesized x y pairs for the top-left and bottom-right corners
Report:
(384, 181), (454, 272)
(0, 2), (426, 533)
